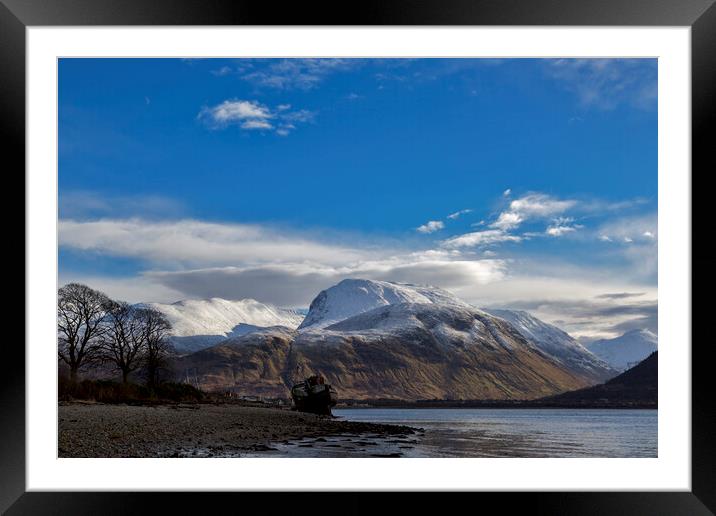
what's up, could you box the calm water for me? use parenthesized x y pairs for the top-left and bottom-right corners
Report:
(329, 408), (658, 458)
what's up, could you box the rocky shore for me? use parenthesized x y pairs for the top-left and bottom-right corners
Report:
(58, 402), (418, 458)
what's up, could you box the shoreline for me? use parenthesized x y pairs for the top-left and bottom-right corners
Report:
(337, 401), (657, 410)
(58, 402), (419, 458)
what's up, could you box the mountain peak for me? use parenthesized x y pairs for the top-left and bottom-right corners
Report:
(586, 329), (658, 371)
(298, 278), (466, 330)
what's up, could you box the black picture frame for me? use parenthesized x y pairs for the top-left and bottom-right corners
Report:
(5, 0), (714, 513)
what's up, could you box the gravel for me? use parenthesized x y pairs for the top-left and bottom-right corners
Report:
(58, 402), (417, 458)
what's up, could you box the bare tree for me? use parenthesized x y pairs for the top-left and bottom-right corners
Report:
(101, 302), (146, 384)
(136, 307), (173, 388)
(57, 283), (112, 383)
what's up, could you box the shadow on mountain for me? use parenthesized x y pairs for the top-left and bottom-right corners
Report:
(169, 324), (266, 354)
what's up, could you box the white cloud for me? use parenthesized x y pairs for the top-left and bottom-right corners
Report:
(462, 267), (658, 340)
(545, 218), (581, 237)
(416, 220), (445, 234)
(442, 229), (522, 248)
(491, 211), (523, 230)
(59, 218), (369, 267)
(491, 193), (577, 231)
(201, 99), (272, 124)
(198, 99), (314, 135)
(143, 257), (506, 307)
(58, 273), (186, 304)
(241, 119), (273, 130)
(59, 214), (656, 338)
(507, 193), (577, 218)
(503, 188), (512, 197)
(447, 209), (472, 220)
(546, 225), (577, 237)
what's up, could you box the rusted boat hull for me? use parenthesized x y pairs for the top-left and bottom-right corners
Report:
(291, 378), (338, 415)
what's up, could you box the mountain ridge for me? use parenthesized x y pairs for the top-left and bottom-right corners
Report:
(147, 297), (304, 353)
(174, 279), (611, 400)
(483, 308), (615, 383)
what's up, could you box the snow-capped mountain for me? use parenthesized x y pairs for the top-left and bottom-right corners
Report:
(586, 329), (658, 371)
(176, 279), (605, 400)
(484, 309), (615, 383)
(148, 298), (304, 353)
(298, 278), (468, 330)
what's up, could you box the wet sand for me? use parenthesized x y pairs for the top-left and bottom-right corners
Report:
(58, 402), (418, 458)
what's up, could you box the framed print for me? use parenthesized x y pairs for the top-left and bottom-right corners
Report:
(5, 0), (715, 513)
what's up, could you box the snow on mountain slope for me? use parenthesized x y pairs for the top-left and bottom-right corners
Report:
(484, 309), (616, 383)
(313, 302), (523, 353)
(297, 278), (468, 330)
(179, 301), (593, 400)
(586, 329), (658, 371)
(148, 298), (304, 353)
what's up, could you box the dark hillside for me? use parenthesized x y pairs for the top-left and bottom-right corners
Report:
(542, 352), (657, 406)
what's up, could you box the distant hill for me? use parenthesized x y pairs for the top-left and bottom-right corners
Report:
(586, 329), (658, 371)
(146, 298), (304, 354)
(542, 351), (657, 407)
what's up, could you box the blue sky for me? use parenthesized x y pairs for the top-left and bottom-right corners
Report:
(58, 58), (658, 339)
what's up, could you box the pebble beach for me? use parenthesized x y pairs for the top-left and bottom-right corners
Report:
(58, 402), (418, 458)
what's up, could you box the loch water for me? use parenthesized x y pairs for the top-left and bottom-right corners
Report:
(246, 408), (657, 458)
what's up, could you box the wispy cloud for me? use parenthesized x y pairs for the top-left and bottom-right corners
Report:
(197, 99), (314, 135)
(444, 192), (578, 247)
(597, 213), (657, 245)
(416, 220), (445, 234)
(59, 218), (367, 267)
(436, 190), (649, 251)
(545, 217), (582, 237)
(545, 225), (577, 237)
(447, 209), (472, 220)
(142, 256), (506, 307)
(495, 193), (577, 229)
(545, 58), (657, 110)
(59, 191), (187, 220)
(595, 292), (646, 300)
(58, 213), (657, 337)
(58, 217), (506, 306)
(472, 268), (657, 339)
(442, 229), (522, 248)
(596, 212), (658, 277)
(210, 65), (232, 77)
(240, 58), (359, 90)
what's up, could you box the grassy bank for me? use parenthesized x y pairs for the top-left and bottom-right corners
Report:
(59, 376), (204, 404)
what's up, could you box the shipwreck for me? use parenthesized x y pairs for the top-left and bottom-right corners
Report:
(290, 375), (337, 416)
